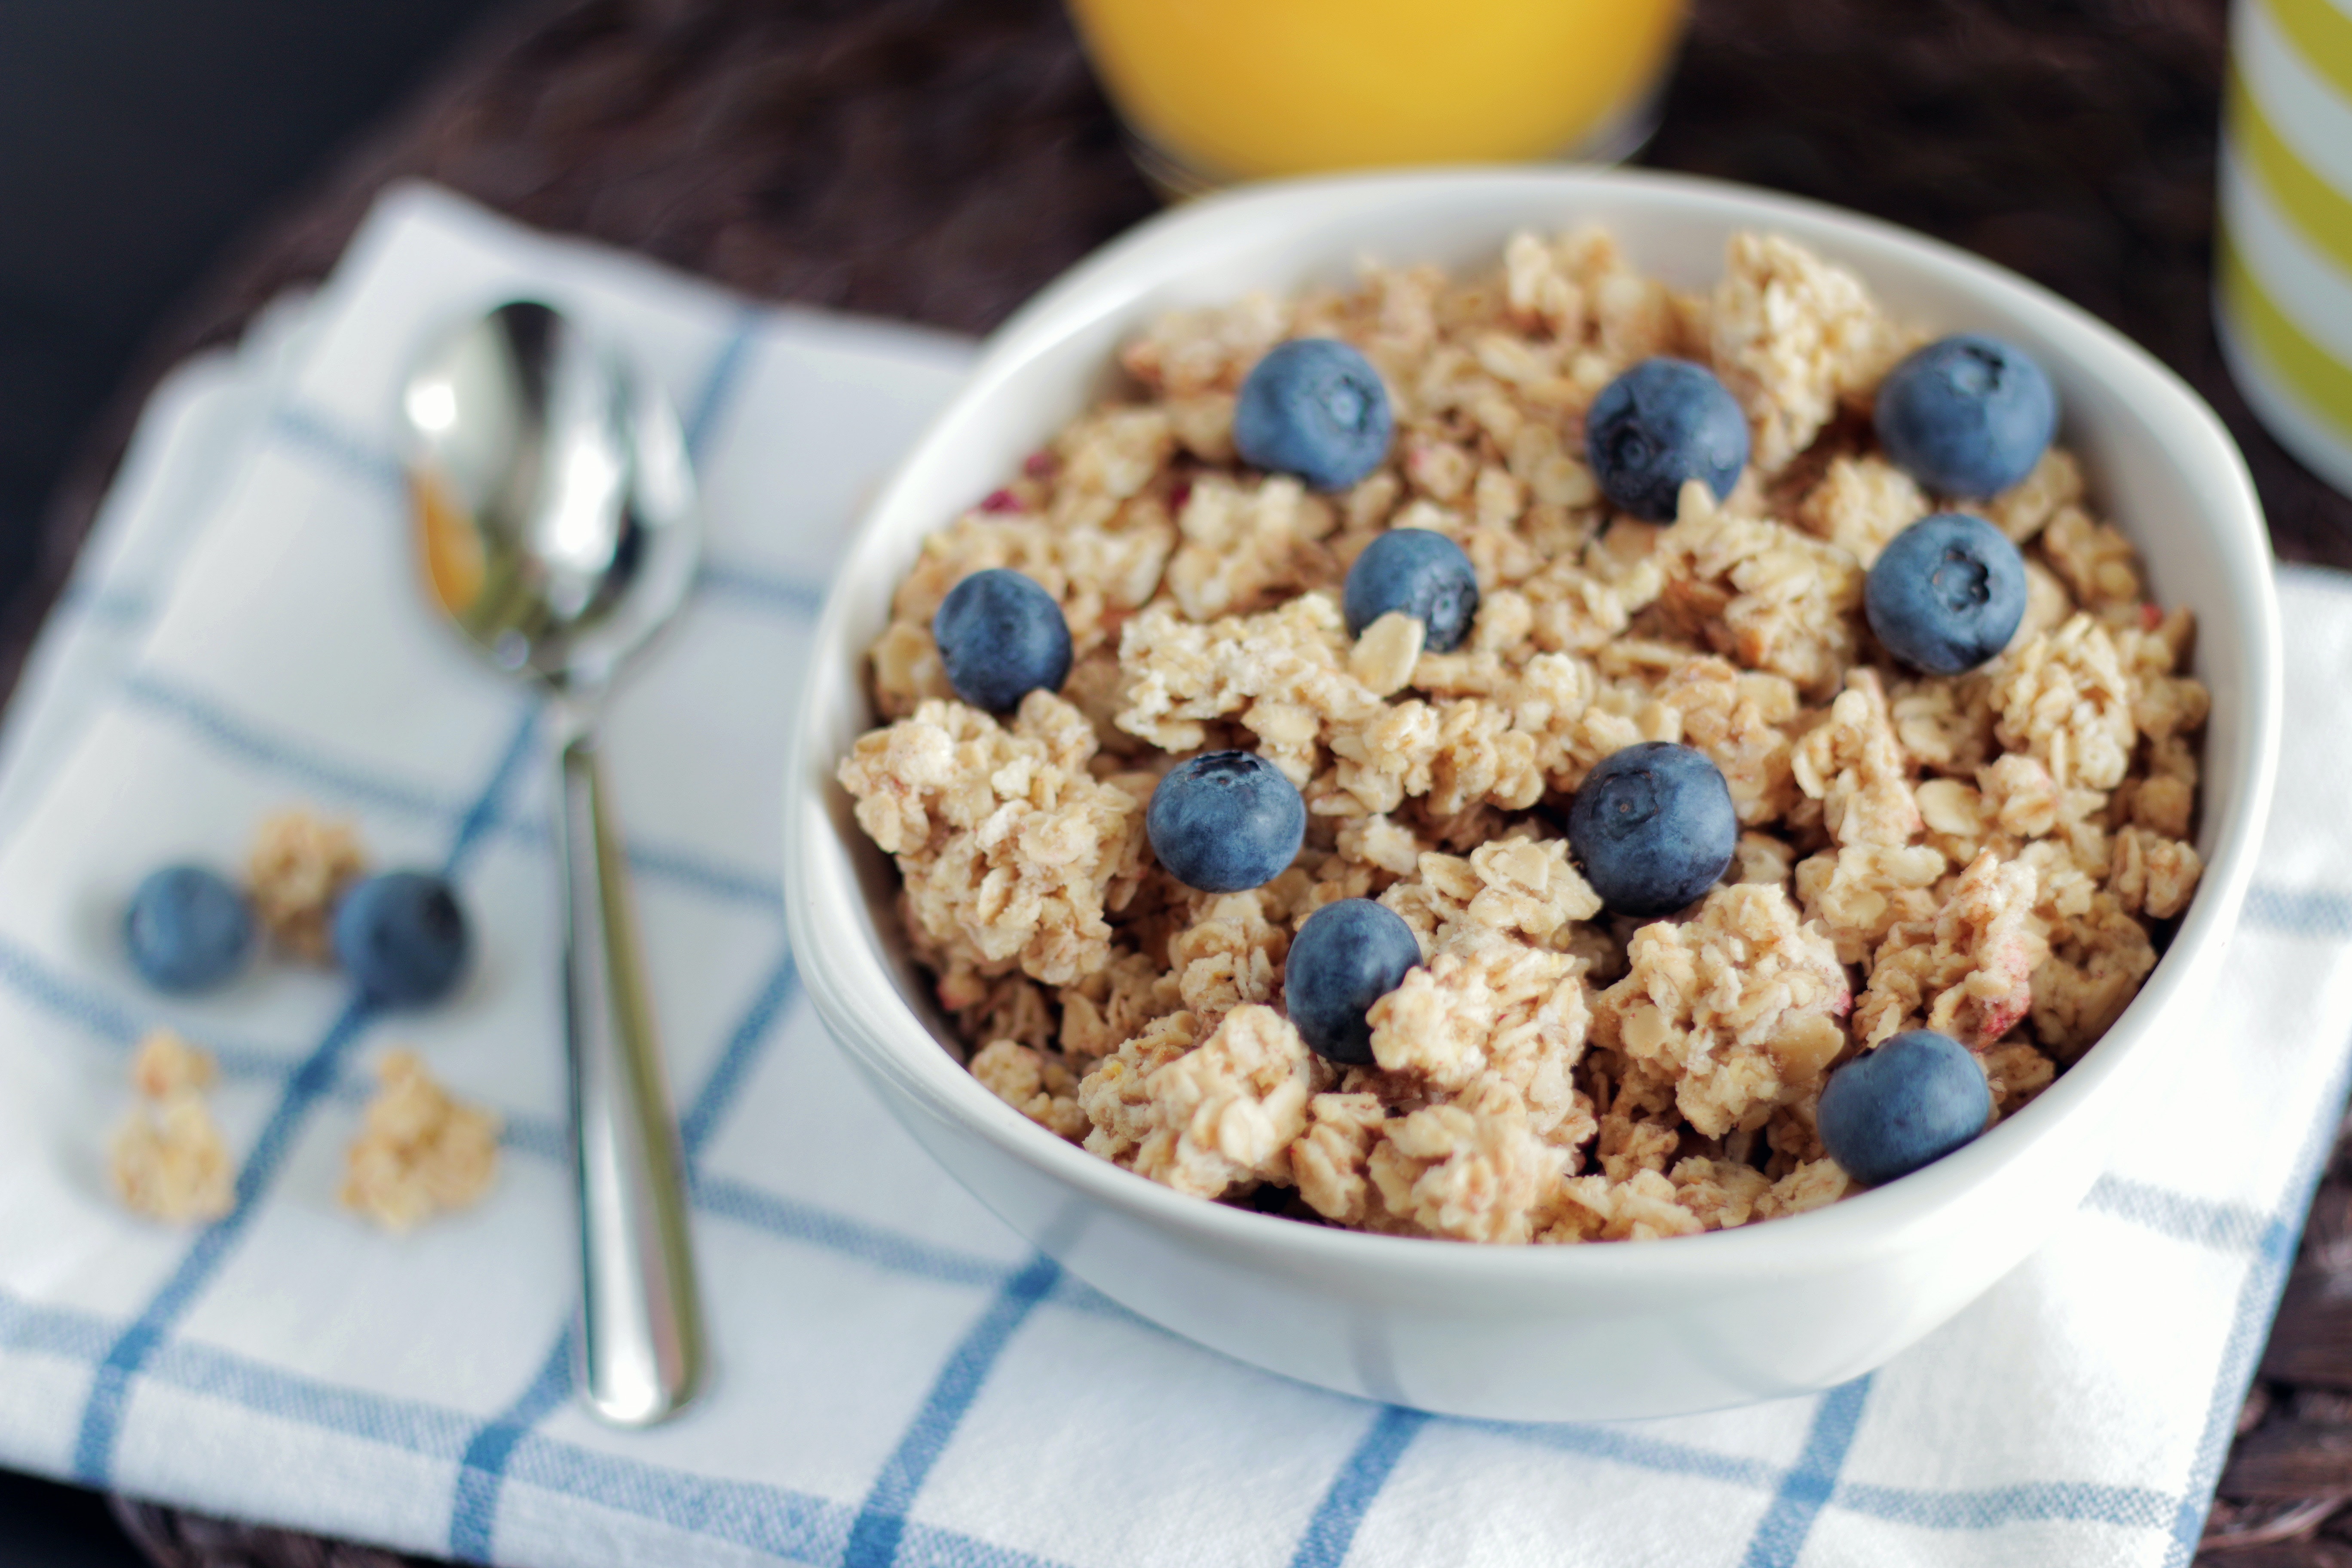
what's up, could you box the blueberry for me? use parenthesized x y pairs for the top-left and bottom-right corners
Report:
(124, 866), (254, 993)
(1146, 751), (1306, 893)
(1566, 742), (1737, 918)
(1817, 1029), (1992, 1188)
(1865, 512), (2028, 675)
(1233, 339), (1393, 492)
(932, 568), (1073, 714)
(333, 871), (471, 1007)
(1342, 529), (1480, 653)
(1285, 898), (1423, 1065)
(1584, 358), (1750, 521)
(1874, 334), (2057, 498)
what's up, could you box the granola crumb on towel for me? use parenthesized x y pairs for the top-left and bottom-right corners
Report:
(340, 1050), (500, 1232)
(110, 1029), (235, 1224)
(247, 807), (368, 962)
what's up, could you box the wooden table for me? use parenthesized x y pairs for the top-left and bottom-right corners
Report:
(41, 0), (2352, 1562)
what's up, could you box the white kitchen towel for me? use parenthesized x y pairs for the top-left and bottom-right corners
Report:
(0, 181), (2343, 1568)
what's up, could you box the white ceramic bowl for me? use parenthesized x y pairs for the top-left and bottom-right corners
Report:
(782, 168), (2281, 1422)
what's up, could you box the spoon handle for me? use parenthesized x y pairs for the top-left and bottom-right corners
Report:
(555, 722), (706, 1426)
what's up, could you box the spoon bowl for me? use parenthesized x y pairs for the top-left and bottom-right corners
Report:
(404, 300), (698, 693)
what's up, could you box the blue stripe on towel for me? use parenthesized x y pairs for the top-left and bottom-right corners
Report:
(1737, 1376), (1874, 1568)
(121, 671), (466, 819)
(67, 701), (539, 1487)
(841, 1253), (1063, 1568)
(0, 929), (296, 1078)
(696, 560), (830, 619)
(1464, 1417), (1782, 1490)
(677, 948), (799, 1156)
(1287, 1406), (1431, 1568)
(685, 310), (763, 456)
(266, 404), (407, 493)
(0, 1289), (126, 1366)
(123, 667), (787, 913)
(1832, 1478), (2174, 1532)
(2242, 885), (2352, 939)
(2084, 1176), (2273, 1253)
(2158, 1021), (2352, 1567)
(447, 1332), (577, 1561)
(2, 1280), (1086, 1568)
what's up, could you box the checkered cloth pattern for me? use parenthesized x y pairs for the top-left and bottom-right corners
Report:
(0, 184), (2344, 1568)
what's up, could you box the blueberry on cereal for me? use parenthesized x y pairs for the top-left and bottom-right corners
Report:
(1147, 751), (1306, 894)
(932, 568), (1073, 714)
(1566, 742), (1737, 918)
(333, 871), (471, 1007)
(1343, 528), (1479, 653)
(125, 866), (254, 994)
(1874, 334), (2056, 498)
(1584, 358), (1750, 521)
(1817, 1028), (1991, 1188)
(1865, 512), (2028, 675)
(1285, 898), (1423, 1066)
(1233, 338), (1393, 492)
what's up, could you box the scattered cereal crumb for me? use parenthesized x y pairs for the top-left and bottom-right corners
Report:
(247, 808), (367, 962)
(130, 1025), (217, 1100)
(340, 1050), (500, 1232)
(110, 1029), (235, 1224)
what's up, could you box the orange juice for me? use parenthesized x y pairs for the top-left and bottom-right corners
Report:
(1065, 0), (1687, 185)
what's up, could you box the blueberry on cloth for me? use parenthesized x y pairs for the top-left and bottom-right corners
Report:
(1342, 528), (1481, 652)
(1146, 751), (1306, 894)
(1584, 358), (1750, 521)
(124, 865), (254, 993)
(1873, 334), (2057, 498)
(1233, 339), (1394, 492)
(1864, 512), (2028, 676)
(1565, 741), (1737, 918)
(1285, 898), (1423, 1066)
(932, 568), (1073, 714)
(333, 871), (471, 1007)
(1817, 1028), (1992, 1188)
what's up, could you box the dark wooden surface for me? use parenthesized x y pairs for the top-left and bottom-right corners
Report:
(30, 0), (2352, 1562)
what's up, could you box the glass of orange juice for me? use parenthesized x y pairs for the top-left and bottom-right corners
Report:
(1065, 0), (1688, 195)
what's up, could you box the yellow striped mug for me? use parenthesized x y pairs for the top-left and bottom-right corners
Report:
(2217, 0), (2352, 495)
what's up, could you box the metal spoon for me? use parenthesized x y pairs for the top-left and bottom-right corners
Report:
(402, 300), (706, 1427)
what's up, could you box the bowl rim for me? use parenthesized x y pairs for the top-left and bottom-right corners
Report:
(784, 163), (2282, 1287)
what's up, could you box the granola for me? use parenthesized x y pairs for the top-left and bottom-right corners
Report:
(247, 807), (367, 962)
(340, 1050), (500, 1232)
(841, 227), (2207, 1245)
(109, 1029), (236, 1224)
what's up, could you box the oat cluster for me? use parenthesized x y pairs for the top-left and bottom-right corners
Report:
(246, 806), (368, 962)
(839, 228), (2208, 1245)
(339, 1049), (501, 1232)
(109, 1029), (236, 1224)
